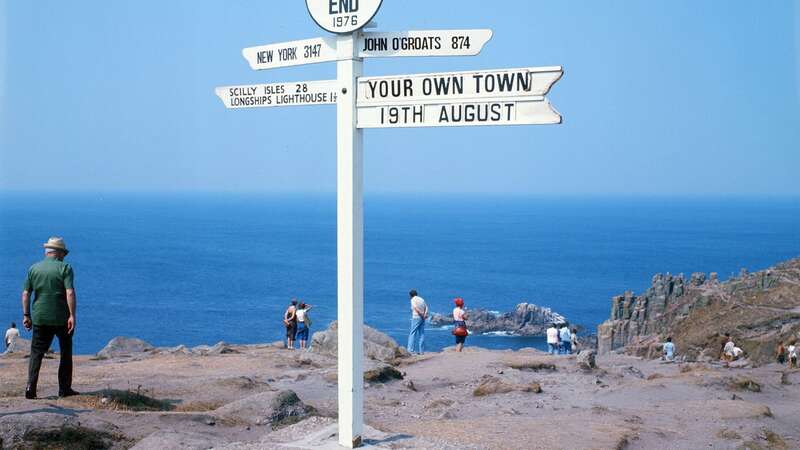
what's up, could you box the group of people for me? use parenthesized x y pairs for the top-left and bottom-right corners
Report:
(777, 341), (799, 368)
(545, 323), (577, 354)
(406, 290), (469, 354)
(283, 300), (313, 350)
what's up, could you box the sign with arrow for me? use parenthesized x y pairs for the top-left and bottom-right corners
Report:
(242, 36), (338, 71)
(215, 80), (338, 109)
(359, 29), (493, 58)
(357, 66), (563, 105)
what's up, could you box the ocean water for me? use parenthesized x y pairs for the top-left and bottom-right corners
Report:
(0, 193), (798, 355)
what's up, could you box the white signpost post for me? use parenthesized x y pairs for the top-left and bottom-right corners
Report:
(215, 1), (563, 446)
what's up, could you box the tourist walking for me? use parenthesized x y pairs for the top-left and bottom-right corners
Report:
(663, 337), (676, 361)
(22, 237), (79, 399)
(5, 322), (20, 349)
(559, 323), (571, 355)
(295, 302), (313, 350)
(452, 297), (468, 352)
(546, 323), (559, 355)
(407, 290), (428, 354)
(284, 299), (298, 349)
(788, 342), (798, 369)
(776, 342), (786, 365)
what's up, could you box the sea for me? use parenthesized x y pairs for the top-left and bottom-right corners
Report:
(0, 193), (798, 355)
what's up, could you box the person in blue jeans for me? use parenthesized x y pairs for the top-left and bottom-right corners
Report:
(559, 323), (572, 355)
(407, 290), (428, 354)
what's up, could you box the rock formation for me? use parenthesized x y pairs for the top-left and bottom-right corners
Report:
(597, 258), (800, 365)
(430, 302), (566, 336)
(96, 337), (155, 358)
(309, 321), (410, 362)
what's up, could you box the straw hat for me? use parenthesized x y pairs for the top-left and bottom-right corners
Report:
(43, 237), (69, 255)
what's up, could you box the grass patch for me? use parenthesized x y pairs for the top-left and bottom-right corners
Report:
(173, 400), (224, 412)
(78, 387), (175, 412)
(20, 425), (127, 450)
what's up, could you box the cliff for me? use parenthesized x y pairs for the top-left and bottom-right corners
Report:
(597, 258), (800, 364)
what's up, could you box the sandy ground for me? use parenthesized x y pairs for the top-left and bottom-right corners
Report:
(0, 344), (798, 449)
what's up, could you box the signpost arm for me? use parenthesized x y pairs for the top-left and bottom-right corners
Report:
(336, 31), (364, 449)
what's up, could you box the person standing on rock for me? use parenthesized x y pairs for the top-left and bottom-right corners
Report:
(452, 297), (468, 352)
(407, 290), (428, 354)
(284, 299), (298, 349)
(5, 322), (20, 349)
(295, 302), (313, 350)
(546, 323), (559, 355)
(559, 323), (572, 355)
(21, 237), (79, 399)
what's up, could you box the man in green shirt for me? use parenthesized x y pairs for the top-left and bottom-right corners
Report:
(21, 237), (79, 399)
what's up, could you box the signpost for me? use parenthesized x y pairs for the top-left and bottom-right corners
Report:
(242, 36), (338, 70)
(359, 29), (493, 57)
(215, 80), (338, 109)
(215, 1), (562, 446)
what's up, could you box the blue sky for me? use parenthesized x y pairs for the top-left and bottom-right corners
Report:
(1, 1), (798, 195)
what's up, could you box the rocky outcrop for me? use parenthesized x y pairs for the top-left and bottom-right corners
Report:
(213, 390), (313, 427)
(97, 337), (155, 358)
(576, 349), (597, 371)
(131, 430), (225, 450)
(597, 258), (800, 365)
(430, 302), (566, 336)
(310, 321), (410, 361)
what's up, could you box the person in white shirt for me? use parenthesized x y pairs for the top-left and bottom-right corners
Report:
(559, 324), (572, 355)
(546, 324), (559, 355)
(788, 343), (798, 369)
(722, 334), (736, 361)
(5, 323), (20, 349)
(407, 290), (428, 354)
(294, 302), (313, 350)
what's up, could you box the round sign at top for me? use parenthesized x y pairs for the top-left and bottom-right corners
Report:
(306, 0), (383, 34)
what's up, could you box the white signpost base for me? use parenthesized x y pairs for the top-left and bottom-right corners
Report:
(336, 31), (365, 449)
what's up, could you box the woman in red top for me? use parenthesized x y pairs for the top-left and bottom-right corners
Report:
(452, 298), (468, 352)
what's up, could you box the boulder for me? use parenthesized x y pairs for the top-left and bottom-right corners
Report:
(310, 321), (409, 362)
(363, 364), (403, 383)
(2, 337), (31, 357)
(0, 412), (78, 445)
(96, 337), (154, 358)
(430, 302), (566, 336)
(131, 430), (225, 450)
(188, 342), (239, 355)
(213, 390), (313, 427)
(576, 349), (597, 371)
(0, 413), (123, 449)
(472, 375), (543, 397)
